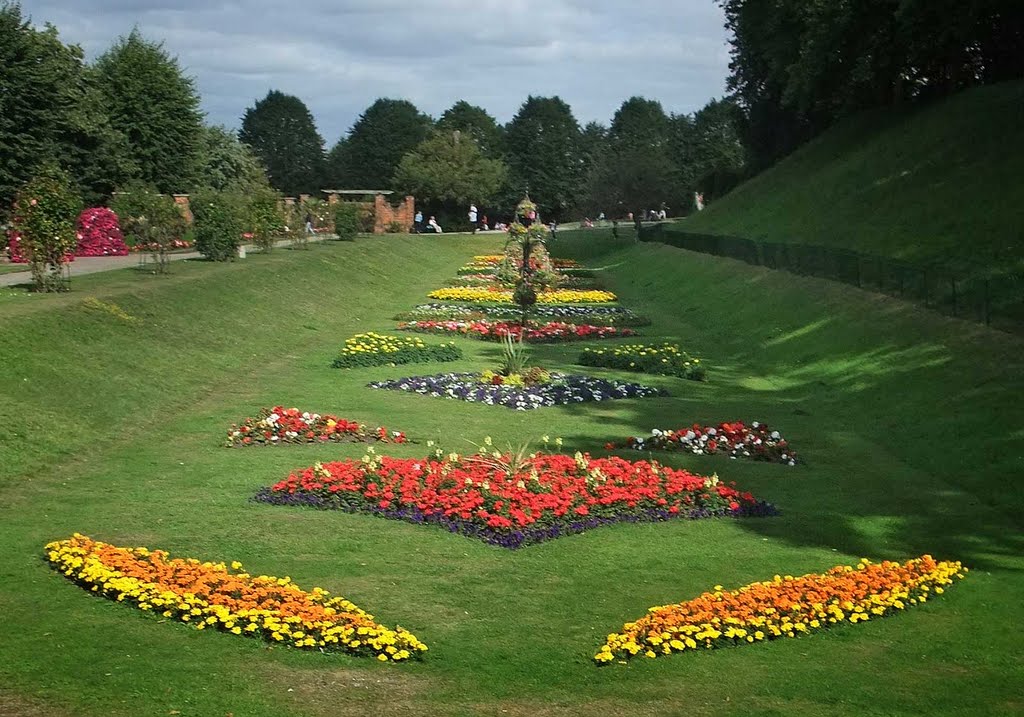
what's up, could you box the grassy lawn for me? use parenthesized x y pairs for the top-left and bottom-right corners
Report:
(682, 80), (1024, 275)
(1, 233), (1021, 716)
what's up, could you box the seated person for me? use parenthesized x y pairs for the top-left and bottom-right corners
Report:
(427, 216), (443, 233)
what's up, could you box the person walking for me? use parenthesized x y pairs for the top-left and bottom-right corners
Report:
(414, 209), (423, 233)
(468, 204), (478, 233)
(304, 212), (314, 236)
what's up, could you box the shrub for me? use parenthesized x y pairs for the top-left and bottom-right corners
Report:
(386, 220), (405, 233)
(9, 169), (80, 291)
(75, 208), (128, 257)
(192, 190), (244, 261)
(247, 190), (284, 252)
(111, 186), (187, 273)
(333, 202), (361, 242)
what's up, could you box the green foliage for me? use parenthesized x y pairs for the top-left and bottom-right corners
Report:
(93, 31), (203, 193)
(577, 343), (706, 381)
(9, 168), (80, 291)
(721, 0), (1024, 168)
(684, 81), (1024, 275)
(394, 130), (507, 206)
(334, 99), (433, 188)
(499, 332), (530, 375)
(191, 190), (243, 262)
(110, 184), (186, 273)
(436, 101), (505, 158)
(246, 190), (284, 252)
(332, 202), (361, 241)
(238, 90), (325, 196)
(0, 6), (136, 211)
(331, 332), (462, 368)
(195, 125), (272, 194)
(504, 96), (583, 219)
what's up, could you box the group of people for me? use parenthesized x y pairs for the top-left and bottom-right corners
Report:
(413, 210), (444, 234)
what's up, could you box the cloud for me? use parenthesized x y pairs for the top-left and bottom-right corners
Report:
(19, 0), (731, 144)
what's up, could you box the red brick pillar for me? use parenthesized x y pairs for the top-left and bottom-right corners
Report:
(172, 194), (193, 224)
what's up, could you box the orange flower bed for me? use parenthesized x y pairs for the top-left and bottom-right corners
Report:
(595, 555), (965, 663)
(46, 534), (427, 661)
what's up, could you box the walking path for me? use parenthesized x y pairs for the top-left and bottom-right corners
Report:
(0, 235), (329, 288)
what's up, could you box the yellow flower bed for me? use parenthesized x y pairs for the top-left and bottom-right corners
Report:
(595, 555), (965, 663)
(46, 534), (428, 661)
(427, 287), (617, 304)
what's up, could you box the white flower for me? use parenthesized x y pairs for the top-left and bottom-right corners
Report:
(771, 431), (781, 439)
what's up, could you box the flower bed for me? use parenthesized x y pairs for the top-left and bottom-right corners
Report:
(226, 406), (406, 447)
(368, 372), (667, 410)
(397, 319), (636, 343)
(76, 208), (128, 257)
(332, 332), (462, 369)
(617, 422), (797, 465)
(253, 450), (775, 548)
(579, 343), (706, 381)
(45, 534), (427, 660)
(427, 287), (617, 304)
(594, 556), (966, 663)
(394, 303), (651, 327)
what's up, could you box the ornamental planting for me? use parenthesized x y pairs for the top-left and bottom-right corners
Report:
(616, 421), (798, 465)
(332, 331), (462, 369)
(579, 343), (706, 381)
(226, 406), (406, 447)
(45, 534), (428, 660)
(397, 319), (636, 343)
(595, 556), (965, 663)
(368, 372), (667, 410)
(254, 448), (776, 548)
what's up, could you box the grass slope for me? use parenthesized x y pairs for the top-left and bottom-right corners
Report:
(683, 81), (1024, 274)
(2, 235), (1022, 716)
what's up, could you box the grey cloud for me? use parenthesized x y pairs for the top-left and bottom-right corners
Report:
(20, 0), (730, 143)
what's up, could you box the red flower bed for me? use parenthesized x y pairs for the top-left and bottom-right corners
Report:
(254, 451), (776, 547)
(397, 319), (635, 343)
(76, 208), (128, 257)
(226, 406), (406, 446)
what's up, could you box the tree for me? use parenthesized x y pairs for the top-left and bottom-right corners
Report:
(583, 98), (682, 217)
(324, 138), (347, 188)
(577, 121), (608, 184)
(93, 30), (203, 193)
(111, 184), (187, 273)
(239, 90), (325, 196)
(334, 99), (433, 188)
(0, 5), (134, 212)
(195, 125), (271, 194)
(394, 130), (507, 206)
(437, 101), (505, 158)
(191, 189), (243, 262)
(504, 96), (582, 219)
(691, 98), (747, 201)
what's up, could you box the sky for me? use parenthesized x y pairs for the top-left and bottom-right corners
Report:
(18, 0), (733, 146)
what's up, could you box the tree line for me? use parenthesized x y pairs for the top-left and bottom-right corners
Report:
(720, 0), (1024, 170)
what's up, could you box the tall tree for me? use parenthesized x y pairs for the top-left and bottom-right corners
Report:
(335, 99), (433, 188)
(436, 101), (505, 158)
(0, 5), (134, 211)
(239, 90), (325, 196)
(577, 121), (608, 181)
(94, 30), (203, 193)
(324, 138), (347, 188)
(608, 97), (672, 150)
(691, 98), (747, 201)
(504, 96), (582, 219)
(195, 125), (271, 194)
(394, 129), (507, 206)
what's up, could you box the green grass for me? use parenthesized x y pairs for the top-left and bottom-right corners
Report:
(682, 80), (1024, 274)
(2, 233), (1023, 716)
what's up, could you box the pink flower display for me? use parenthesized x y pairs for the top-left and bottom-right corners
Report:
(75, 208), (128, 257)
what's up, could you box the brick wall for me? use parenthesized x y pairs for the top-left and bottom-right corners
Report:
(374, 195), (415, 233)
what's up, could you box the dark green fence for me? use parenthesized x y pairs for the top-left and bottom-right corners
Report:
(638, 224), (1024, 333)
